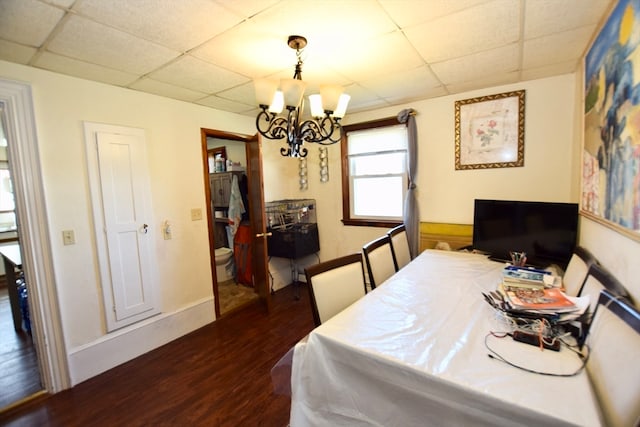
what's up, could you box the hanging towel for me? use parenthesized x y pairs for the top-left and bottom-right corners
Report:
(228, 174), (245, 236)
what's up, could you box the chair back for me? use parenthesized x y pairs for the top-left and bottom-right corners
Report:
(304, 253), (366, 326)
(563, 246), (597, 296)
(585, 290), (640, 427)
(388, 224), (411, 271)
(578, 263), (631, 315)
(363, 235), (397, 289)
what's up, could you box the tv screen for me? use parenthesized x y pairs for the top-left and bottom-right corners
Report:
(472, 199), (579, 268)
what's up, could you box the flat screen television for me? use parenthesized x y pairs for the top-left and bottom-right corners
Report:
(472, 199), (579, 268)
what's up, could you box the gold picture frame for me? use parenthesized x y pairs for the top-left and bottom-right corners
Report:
(455, 90), (525, 170)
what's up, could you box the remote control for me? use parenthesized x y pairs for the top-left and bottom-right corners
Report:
(512, 331), (560, 351)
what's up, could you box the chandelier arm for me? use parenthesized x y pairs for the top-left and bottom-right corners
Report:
(298, 116), (341, 144)
(256, 109), (289, 140)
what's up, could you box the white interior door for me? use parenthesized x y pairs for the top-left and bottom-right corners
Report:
(85, 122), (158, 331)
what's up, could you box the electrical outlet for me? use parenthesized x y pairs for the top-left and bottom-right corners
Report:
(62, 230), (75, 245)
(191, 208), (203, 221)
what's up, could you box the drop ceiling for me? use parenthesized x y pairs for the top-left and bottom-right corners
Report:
(0, 0), (614, 116)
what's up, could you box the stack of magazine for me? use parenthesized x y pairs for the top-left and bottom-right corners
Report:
(496, 266), (589, 322)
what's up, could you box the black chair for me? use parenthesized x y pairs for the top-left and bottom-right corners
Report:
(583, 289), (640, 427)
(304, 253), (367, 327)
(362, 235), (397, 289)
(387, 224), (411, 272)
(562, 246), (598, 296)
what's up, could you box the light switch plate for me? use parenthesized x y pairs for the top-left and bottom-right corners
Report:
(191, 208), (203, 221)
(62, 230), (75, 245)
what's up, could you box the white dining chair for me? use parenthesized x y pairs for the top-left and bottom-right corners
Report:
(584, 289), (640, 427)
(387, 224), (411, 271)
(304, 253), (367, 327)
(563, 246), (597, 296)
(578, 263), (631, 315)
(362, 235), (397, 289)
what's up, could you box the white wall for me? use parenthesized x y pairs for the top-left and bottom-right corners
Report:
(264, 75), (581, 289)
(0, 60), (256, 384)
(266, 72), (638, 302)
(2, 56), (638, 385)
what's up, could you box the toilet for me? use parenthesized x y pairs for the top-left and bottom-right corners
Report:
(214, 247), (235, 283)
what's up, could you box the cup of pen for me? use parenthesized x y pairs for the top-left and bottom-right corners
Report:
(510, 251), (527, 267)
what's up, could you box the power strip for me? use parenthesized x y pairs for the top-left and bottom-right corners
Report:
(512, 330), (560, 351)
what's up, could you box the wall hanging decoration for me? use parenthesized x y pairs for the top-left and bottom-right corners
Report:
(454, 90), (525, 170)
(583, 0), (640, 240)
(299, 157), (308, 190)
(319, 147), (328, 182)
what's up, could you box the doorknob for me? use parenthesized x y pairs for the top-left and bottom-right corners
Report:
(141, 224), (149, 234)
(255, 232), (272, 238)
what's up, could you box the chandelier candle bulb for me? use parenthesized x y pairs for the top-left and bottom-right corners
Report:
(280, 78), (306, 108)
(320, 84), (343, 112)
(333, 94), (350, 118)
(269, 91), (284, 114)
(254, 78), (278, 107)
(309, 94), (324, 118)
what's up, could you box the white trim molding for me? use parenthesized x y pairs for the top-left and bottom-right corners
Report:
(0, 78), (70, 392)
(67, 297), (214, 385)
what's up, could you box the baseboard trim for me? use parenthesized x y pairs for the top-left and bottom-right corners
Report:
(67, 297), (215, 386)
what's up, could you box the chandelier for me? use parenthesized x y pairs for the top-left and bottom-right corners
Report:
(254, 35), (350, 158)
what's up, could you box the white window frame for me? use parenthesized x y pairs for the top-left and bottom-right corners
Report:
(341, 117), (408, 227)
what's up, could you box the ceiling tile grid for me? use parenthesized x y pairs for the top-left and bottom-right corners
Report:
(0, 0), (616, 116)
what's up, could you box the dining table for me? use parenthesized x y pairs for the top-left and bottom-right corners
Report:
(288, 249), (602, 426)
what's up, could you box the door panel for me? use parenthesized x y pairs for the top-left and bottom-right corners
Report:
(86, 123), (159, 331)
(246, 134), (271, 312)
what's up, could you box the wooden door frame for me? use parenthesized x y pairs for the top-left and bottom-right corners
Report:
(200, 128), (268, 317)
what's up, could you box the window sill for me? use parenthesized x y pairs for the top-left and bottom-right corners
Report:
(342, 219), (402, 228)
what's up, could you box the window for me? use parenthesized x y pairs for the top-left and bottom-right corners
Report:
(341, 117), (408, 227)
(0, 142), (16, 234)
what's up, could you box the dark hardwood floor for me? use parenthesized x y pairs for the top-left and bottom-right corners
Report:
(0, 283), (315, 427)
(0, 287), (42, 410)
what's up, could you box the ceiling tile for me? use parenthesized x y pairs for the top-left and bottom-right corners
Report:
(247, 0), (397, 48)
(33, 52), (139, 86)
(214, 0), (281, 19)
(47, 15), (180, 75)
(0, 39), (37, 64)
(521, 60), (578, 81)
(150, 55), (250, 94)
(405, 0), (519, 63)
(380, 0), (490, 29)
(49, 0), (76, 7)
(360, 65), (442, 98)
(73, 0), (245, 52)
(192, 20), (292, 78)
(129, 78), (208, 102)
(196, 95), (255, 114)
(523, 26), (596, 69)
(327, 31), (424, 82)
(445, 71), (519, 96)
(0, 0), (65, 46)
(431, 44), (519, 85)
(524, 0), (613, 39)
(215, 82), (257, 105)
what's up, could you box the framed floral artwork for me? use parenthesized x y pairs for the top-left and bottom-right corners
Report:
(454, 90), (525, 170)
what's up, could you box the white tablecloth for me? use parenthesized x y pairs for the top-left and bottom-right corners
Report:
(290, 250), (602, 426)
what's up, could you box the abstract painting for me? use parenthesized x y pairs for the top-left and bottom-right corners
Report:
(584, 0), (640, 239)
